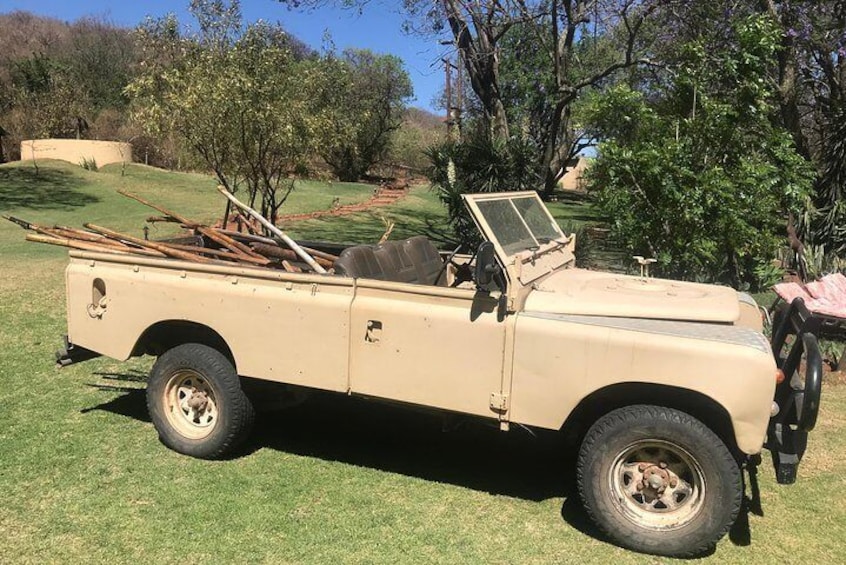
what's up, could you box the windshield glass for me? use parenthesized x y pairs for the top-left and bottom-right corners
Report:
(476, 199), (536, 255)
(513, 196), (561, 242)
(473, 194), (564, 256)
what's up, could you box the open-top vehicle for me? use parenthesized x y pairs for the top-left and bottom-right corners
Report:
(55, 191), (823, 557)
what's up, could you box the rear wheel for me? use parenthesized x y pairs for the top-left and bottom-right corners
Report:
(576, 405), (741, 557)
(146, 343), (254, 459)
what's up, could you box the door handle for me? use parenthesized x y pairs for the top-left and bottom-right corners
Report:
(365, 320), (382, 343)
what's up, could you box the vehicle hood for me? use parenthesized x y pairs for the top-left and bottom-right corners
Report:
(522, 268), (740, 323)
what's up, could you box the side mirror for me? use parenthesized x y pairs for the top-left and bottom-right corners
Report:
(474, 241), (503, 292)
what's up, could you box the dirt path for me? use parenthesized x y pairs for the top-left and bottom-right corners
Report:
(278, 184), (408, 223)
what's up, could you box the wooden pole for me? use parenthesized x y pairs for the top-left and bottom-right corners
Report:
(165, 242), (270, 265)
(218, 229), (340, 261)
(216, 186), (327, 274)
(5, 215), (165, 257)
(27, 234), (137, 255)
(250, 243), (334, 269)
(84, 224), (213, 263)
(117, 190), (263, 260)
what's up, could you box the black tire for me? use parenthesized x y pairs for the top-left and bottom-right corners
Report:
(576, 405), (742, 557)
(146, 343), (254, 459)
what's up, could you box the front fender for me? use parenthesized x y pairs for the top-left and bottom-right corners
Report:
(509, 313), (777, 455)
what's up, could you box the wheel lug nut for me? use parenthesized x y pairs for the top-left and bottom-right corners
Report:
(638, 463), (648, 472)
(669, 478), (678, 488)
(636, 483), (645, 491)
(659, 461), (668, 469)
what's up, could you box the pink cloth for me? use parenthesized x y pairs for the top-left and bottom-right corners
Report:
(773, 273), (846, 318)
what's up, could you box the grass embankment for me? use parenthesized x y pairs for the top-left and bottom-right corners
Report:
(0, 161), (844, 563)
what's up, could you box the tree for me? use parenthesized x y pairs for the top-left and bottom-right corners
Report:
(405, 0), (659, 195)
(66, 17), (137, 113)
(8, 53), (92, 139)
(277, 1), (659, 195)
(0, 12), (140, 159)
(756, 1), (846, 256)
(585, 15), (814, 288)
(385, 108), (447, 171)
(652, 1), (846, 265)
(128, 0), (326, 221)
(318, 49), (413, 181)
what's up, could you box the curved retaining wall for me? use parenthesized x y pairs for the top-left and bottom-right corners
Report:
(20, 139), (133, 167)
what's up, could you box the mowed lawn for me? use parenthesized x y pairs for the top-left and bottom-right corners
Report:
(1, 161), (845, 564)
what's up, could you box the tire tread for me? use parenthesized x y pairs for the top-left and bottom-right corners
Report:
(146, 343), (254, 459)
(576, 404), (741, 557)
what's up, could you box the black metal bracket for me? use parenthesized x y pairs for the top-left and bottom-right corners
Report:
(767, 297), (823, 484)
(55, 335), (100, 369)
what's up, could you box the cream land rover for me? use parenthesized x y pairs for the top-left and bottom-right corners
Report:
(56, 191), (822, 557)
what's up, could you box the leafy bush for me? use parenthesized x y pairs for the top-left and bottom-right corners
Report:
(802, 244), (846, 281)
(585, 16), (814, 290)
(559, 221), (597, 269)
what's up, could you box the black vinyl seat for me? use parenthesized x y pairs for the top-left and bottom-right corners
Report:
(374, 241), (419, 283)
(403, 236), (447, 286)
(333, 245), (386, 280)
(334, 236), (446, 286)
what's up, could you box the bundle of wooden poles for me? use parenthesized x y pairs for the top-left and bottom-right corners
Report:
(4, 187), (337, 274)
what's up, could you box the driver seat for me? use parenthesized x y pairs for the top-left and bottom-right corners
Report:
(333, 236), (446, 286)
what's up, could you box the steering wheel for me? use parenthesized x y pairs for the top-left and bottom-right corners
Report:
(434, 243), (467, 286)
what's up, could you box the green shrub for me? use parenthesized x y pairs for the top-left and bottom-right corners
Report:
(426, 131), (544, 247)
(79, 156), (98, 171)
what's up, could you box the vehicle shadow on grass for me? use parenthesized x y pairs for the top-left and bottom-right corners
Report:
(0, 165), (99, 212)
(81, 370), (150, 423)
(84, 381), (750, 557)
(250, 393), (575, 500)
(83, 380), (599, 534)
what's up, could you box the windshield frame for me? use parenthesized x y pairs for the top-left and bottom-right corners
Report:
(462, 191), (567, 260)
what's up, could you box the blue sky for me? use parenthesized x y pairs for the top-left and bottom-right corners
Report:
(1, 0), (447, 112)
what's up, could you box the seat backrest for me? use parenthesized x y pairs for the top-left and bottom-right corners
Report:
(373, 241), (418, 284)
(403, 236), (447, 286)
(334, 236), (446, 286)
(333, 245), (385, 280)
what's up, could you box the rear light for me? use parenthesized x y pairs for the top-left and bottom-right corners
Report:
(775, 369), (786, 384)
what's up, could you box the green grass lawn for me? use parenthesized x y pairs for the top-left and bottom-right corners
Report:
(1, 162), (845, 563)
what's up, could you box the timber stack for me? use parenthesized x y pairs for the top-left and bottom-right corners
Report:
(4, 189), (338, 274)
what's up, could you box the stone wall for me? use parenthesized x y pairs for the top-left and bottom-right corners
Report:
(20, 139), (133, 167)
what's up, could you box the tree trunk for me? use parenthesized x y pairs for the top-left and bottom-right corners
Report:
(443, 0), (510, 141)
(761, 0), (810, 159)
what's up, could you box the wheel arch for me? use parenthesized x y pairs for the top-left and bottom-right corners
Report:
(561, 383), (740, 458)
(132, 320), (235, 368)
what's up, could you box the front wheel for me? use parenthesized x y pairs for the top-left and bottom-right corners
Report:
(576, 405), (742, 557)
(146, 343), (254, 459)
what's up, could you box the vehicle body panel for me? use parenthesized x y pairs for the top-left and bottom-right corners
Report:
(510, 312), (776, 454)
(524, 268), (741, 323)
(66, 253), (353, 392)
(348, 280), (506, 417)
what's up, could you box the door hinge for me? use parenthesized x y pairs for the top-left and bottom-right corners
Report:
(489, 392), (509, 413)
